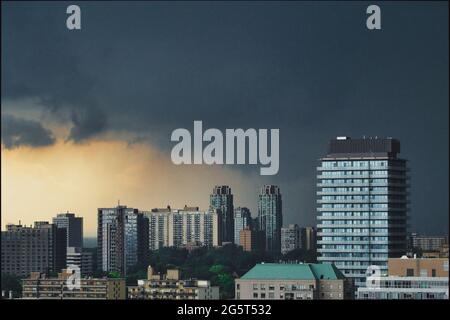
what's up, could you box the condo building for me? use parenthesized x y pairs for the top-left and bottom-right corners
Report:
(409, 233), (448, 253)
(52, 212), (83, 248)
(66, 247), (93, 276)
(317, 137), (409, 287)
(235, 263), (353, 300)
(128, 266), (219, 300)
(281, 224), (303, 254)
(143, 206), (221, 250)
(22, 270), (125, 300)
(1, 222), (67, 277)
(97, 205), (149, 275)
(210, 185), (234, 243)
(258, 185), (282, 253)
(234, 207), (252, 245)
(304, 226), (317, 251)
(239, 228), (265, 252)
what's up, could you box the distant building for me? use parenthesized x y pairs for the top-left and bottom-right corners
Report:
(357, 257), (449, 300)
(409, 233), (448, 253)
(143, 206), (221, 250)
(128, 266), (219, 300)
(210, 186), (234, 243)
(1, 222), (67, 277)
(97, 205), (149, 275)
(239, 228), (265, 252)
(22, 270), (125, 299)
(52, 212), (83, 248)
(317, 137), (409, 287)
(304, 227), (317, 251)
(258, 185), (282, 253)
(281, 224), (302, 254)
(235, 263), (353, 300)
(66, 247), (93, 276)
(234, 207), (252, 245)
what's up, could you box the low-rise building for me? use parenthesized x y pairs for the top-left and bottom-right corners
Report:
(128, 266), (219, 300)
(235, 263), (353, 300)
(357, 257), (449, 300)
(22, 270), (126, 299)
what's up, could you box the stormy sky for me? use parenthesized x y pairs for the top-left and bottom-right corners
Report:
(1, 1), (448, 235)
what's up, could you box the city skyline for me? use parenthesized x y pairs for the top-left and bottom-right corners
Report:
(2, 2), (449, 237)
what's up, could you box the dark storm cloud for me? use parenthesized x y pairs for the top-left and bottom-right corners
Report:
(1, 114), (55, 149)
(1, 2), (448, 233)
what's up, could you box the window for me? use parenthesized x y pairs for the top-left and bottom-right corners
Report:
(261, 293), (266, 299)
(236, 284), (240, 290)
(432, 269), (436, 277)
(406, 268), (414, 277)
(420, 269), (428, 277)
(268, 292), (274, 299)
(253, 293), (258, 299)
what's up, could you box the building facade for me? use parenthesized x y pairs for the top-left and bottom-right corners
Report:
(210, 186), (234, 243)
(357, 257), (449, 299)
(66, 247), (93, 276)
(1, 222), (67, 277)
(239, 228), (265, 252)
(235, 263), (353, 300)
(22, 270), (125, 299)
(281, 224), (302, 254)
(409, 233), (448, 252)
(258, 185), (282, 253)
(304, 227), (317, 251)
(97, 205), (149, 275)
(52, 212), (83, 248)
(128, 266), (219, 300)
(317, 137), (409, 287)
(144, 206), (221, 250)
(234, 207), (252, 245)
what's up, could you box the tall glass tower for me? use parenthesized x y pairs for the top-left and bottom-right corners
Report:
(258, 185), (282, 253)
(210, 186), (234, 243)
(317, 137), (409, 288)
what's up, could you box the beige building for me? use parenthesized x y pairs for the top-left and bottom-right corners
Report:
(128, 266), (219, 300)
(22, 270), (126, 300)
(235, 263), (353, 300)
(388, 257), (449, 277)
(143, 206), (221, 250)
(239, 228), (264, 252)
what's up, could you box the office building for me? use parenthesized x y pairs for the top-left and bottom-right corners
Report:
(66, 247), (93, 276)
(22, 270), (125, 299)
(52, 212), (83, 248)
(234, 207), (252, 245)
(210, 186), (234, 243)
(357, 257), (449, 299)
(409, 233), (448, 252)
(258, 185), (282, 253)
(143, 206), (221, 249)
(239, 228), (265, 252)
(281, 224), (302, 254)
(317, 137), (409, 287)
(97, 205), (149, 275)
(1, 222), (67, 277)
(128, 266), (219, 300)
(235, 263), (353, 300)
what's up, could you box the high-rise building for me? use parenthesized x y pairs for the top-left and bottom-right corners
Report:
(281, 224), (302, 254)
(1, 222), (67, 277)
(53, 212), (83, 248)
(317, 137), (409, 287)
(239, 228), (265, 252)
(143, 206), (221, 249)
(304, 226), (317, 251)
(210, 186), (234, 243)
(66, 247), (93, 276)
(234, 207), (252, 245)
(409, 233), (448, 252)
(258, 185), (282, 253)
(97, 205), (149, 275)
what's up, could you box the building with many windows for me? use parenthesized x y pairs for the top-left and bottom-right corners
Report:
(143, 206), (221, 250)
(317, 137), (409, 287)
(52, 212), (83, 248)
(1, 222), (67, 277)
(281, 224), (302, 254)
(128, 266), (219, 300)
(239, 228), (265, 252)
(258, 185), (282, 253)
(356, 257), (449, 299)
(66, 247), (93, 276)
(22, 270), (125, 300)
(409, 233), (448, 253)
(97, 205), (149, 275)
(210, 186), (234, 243)
(235, 263), (353, 300)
